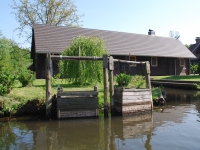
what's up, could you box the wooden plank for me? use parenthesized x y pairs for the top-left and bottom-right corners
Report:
(57, 91), (98, 97)
(122, 91), (151, 96)
(57, 102), (98, 108)
(113, 59), (146, 64)
(57, 97), (98, 110)
(122, 94), (152, 100)
(122, 100), (152, 105)
(57, 100), (98, 106)
(58, 109), (99, 118)
(58, 105), (98, 110)
(51, 55), (103, 61)
(115, 88), (151, 92)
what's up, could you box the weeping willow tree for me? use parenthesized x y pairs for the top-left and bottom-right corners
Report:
(59, 36), (107, 85)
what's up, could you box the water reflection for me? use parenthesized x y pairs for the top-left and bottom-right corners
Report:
(0, 88), (200, 150)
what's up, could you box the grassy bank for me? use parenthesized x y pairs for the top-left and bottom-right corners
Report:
(151, 75), (200, 81)
(0, 78), (163, 117)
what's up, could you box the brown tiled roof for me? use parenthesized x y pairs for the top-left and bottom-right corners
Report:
(32, 24), (196, 58)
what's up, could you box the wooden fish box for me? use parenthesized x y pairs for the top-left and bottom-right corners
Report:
(57, 91), (99, 118)
(112, 88), (153, 115)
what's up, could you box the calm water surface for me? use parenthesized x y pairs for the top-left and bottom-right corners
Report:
(0, 88), (200, 150)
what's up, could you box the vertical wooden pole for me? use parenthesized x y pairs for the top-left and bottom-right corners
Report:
(145, 61), (151, 89)
(109, 56), (114, 115)
(103, 54), (109, 117)
(145, 61), (153, 111)
(46, 53), (52, 118)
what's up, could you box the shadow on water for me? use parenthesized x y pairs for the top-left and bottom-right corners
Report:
(0, 88), (200, 150)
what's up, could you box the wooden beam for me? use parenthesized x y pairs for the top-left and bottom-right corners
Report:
(46, 53), (52, 118)
(109, 56), (114, 112)
(113, 59), (146, 64)
(103, 54), (109, 117)
(50, 55), (103, 60)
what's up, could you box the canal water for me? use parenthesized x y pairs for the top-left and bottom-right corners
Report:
(0, 88), (200, 150)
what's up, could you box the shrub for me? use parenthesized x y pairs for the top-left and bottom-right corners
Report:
(116, 73), (132, 87)
(0, 72), (16, 95)
(190, 63), (198, 75)
(18, 70), (34, 87)
(131, 75), (146, 88)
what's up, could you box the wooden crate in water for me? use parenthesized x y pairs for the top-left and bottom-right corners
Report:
(57, 91), (99, 118)
(112, 88), (153, 115)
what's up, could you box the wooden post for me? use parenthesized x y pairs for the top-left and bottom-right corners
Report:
(46, 53), (52, 118)
(109, 56), (114, 114)
(103, 54), (109, 117)
(145, 61), (153, 110)
(145, 61), (151, 89)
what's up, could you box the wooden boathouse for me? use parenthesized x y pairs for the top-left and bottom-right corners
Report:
(45, 54), (153, 118)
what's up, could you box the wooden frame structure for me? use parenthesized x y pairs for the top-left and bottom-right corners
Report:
(45, 54), (152, 118)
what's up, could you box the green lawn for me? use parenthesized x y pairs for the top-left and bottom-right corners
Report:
(151, 75), (200, 81)
(5, 75), (200, 115)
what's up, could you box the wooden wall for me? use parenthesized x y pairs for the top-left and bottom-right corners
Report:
(57, 91), (99, 118)
(112, 88), (152, 115)
(113, 56), (190, 76)
(34, 54), (60, 79)
(32, 54), (190, 79)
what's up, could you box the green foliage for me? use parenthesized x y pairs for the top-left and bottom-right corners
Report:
(0, 37), (13, 72)
(115, 74), (146, 88)
(131, 75), (146, 88)
(0, 72), (16, 96)
(11, 0), (82, 41)
(0, 34), (32, 90)
(18, 70), (34, 87)
(151, 87), (162, 100)
(190, 63), (198, 75)
(116, 73), (132, 87)
(193, 83), (200, 90)
(59, 36), (107, 85)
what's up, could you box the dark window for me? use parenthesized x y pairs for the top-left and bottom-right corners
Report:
(180, 58), (185, 66)
(151, 57), (157, 66)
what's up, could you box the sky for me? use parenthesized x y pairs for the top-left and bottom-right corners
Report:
(1, 0), (200, 48)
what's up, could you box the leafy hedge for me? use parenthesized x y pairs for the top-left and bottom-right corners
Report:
(0, 72), (16, 96)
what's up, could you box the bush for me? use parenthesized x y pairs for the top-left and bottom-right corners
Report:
(0, 72), (16, 95)
(116, 73), (132, 87)
(18, 70), (34, 87)
(131, 75), (146, 88)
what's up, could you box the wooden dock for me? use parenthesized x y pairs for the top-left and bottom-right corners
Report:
(151, 79), (199, 89)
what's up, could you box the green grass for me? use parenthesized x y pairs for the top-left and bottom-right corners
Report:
(1, 78), (162, 116)
(151, 75), (200, 81)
